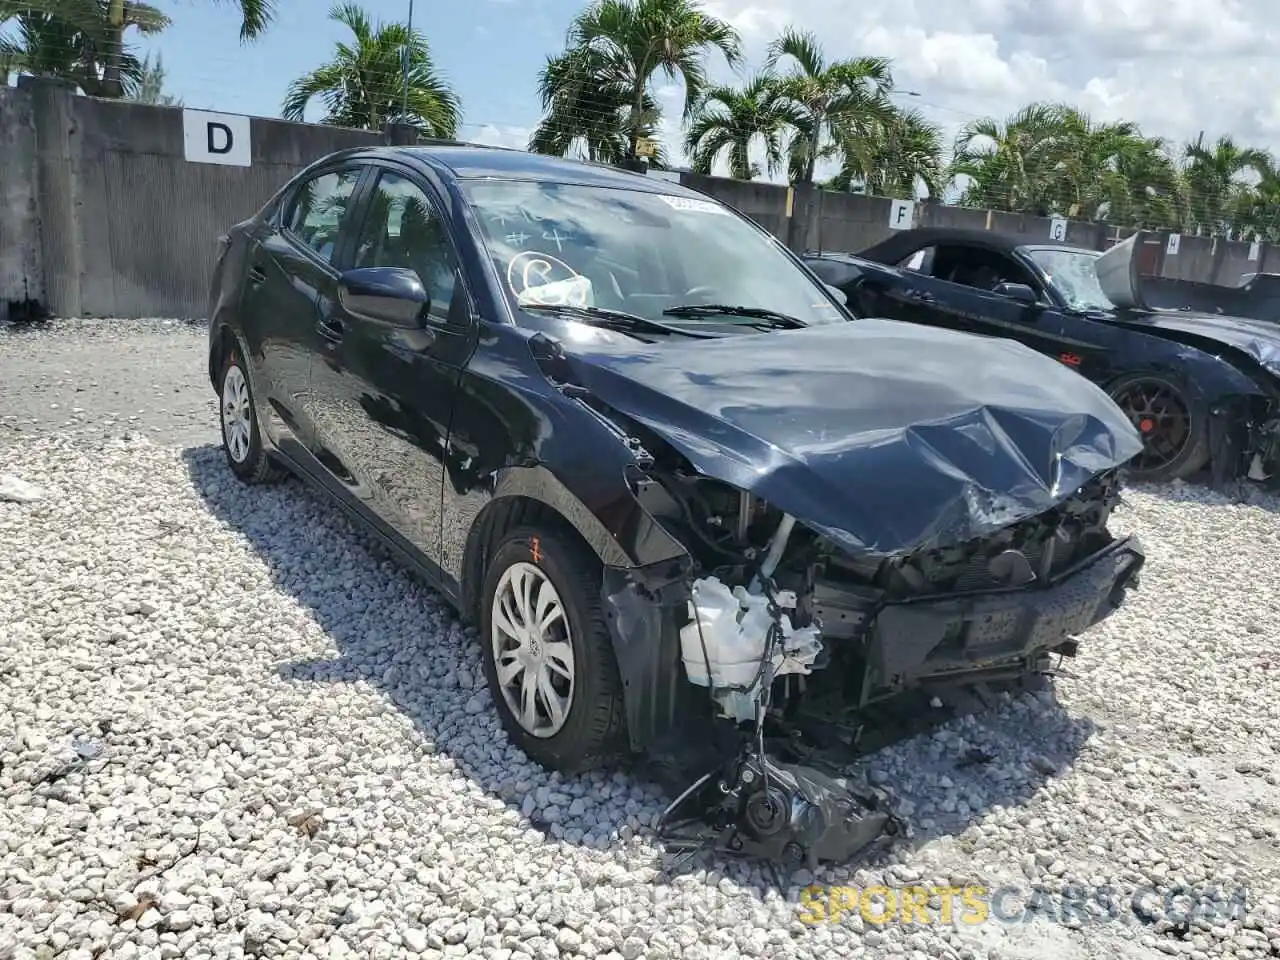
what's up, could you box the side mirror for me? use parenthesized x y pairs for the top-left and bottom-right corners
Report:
(993, 281), (1038, 306)
(338, 266), (430, 327)
(824, 282), (848, 306)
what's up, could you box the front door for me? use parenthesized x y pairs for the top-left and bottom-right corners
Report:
(308, 164), (475, 582)
(912, 243), (1105, 371)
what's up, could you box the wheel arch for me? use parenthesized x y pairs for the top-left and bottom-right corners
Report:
(208, 322), (235, 388)
(1105, 329), (1276, 404)
(457, 463), (690, 624)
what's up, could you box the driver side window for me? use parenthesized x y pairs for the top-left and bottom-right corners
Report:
(351, 170), (458, 325)
(932, 244), (1039, 298)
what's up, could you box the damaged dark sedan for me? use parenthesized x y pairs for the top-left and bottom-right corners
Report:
(805, 228), (1280, 486)
(207, 145), (1146, 870)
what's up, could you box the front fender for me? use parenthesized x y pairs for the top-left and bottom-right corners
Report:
(486, 463), (689, 571)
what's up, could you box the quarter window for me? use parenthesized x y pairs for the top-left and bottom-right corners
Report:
(287, 168), (362, 263)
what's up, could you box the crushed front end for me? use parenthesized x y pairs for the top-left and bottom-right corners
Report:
(1208, 393), (1280, 490)
(605, 463), (1144, 874)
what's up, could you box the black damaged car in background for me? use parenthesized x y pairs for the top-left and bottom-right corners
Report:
(207, 144), (1146, 871)
(804, 227), (1280, 486)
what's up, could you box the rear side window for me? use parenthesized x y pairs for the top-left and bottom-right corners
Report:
(286, 168), (363, 263)
(900, 246), (932, 273)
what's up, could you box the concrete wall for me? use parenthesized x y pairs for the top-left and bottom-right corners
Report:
(1, 82), (1276, 320)
(2, 79), (382, 319)
(0, 83), (44, 321)
(682, 173), (1276, 285)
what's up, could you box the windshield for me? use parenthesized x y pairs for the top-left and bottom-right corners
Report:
(458, 179), (845, 328)
(1025, 247), (1116, 312)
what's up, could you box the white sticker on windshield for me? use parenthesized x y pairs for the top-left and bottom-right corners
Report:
(657, 195), (730, 215)
(517, 275), (595, 308)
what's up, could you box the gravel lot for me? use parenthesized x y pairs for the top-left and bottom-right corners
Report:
(2, 318), (1280, 960)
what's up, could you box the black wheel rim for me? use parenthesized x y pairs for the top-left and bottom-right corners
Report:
(1113, 379), (1191, 472)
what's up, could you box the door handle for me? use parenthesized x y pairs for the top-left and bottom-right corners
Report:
(316, 316), (344, 343)
(900, 289), (936, 304)
(248, 265), (267, 287)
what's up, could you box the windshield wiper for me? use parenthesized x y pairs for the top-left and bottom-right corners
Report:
(519, 303), (720, 339)
(661, 303), (809, 329)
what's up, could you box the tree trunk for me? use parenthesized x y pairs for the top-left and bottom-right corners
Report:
(629, 82), (645, 160)
(786, 122), (824, 251)
(99, 0), (127, 98)
(732, 139), (749, 180)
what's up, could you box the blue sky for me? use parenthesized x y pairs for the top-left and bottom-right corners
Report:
(140, 0), (582, 147)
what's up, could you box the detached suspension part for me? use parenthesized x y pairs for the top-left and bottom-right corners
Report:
(655, 746), (905, 874)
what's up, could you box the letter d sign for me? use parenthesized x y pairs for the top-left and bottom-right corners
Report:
(183, 109), (251, 166)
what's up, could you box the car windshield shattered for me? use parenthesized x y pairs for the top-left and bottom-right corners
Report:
(458, 179), (845, 329)
(1025, 247), (1117, 312)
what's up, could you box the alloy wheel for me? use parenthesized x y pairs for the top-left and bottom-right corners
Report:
(1113, 379), (1191, 473)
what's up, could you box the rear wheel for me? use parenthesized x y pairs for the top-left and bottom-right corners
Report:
(478, 525), (628, 774)
(218, 347), (284, 485)
(1108, 372), (1210, 483)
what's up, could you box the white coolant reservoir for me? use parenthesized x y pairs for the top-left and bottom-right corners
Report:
(680, 576), (757, 688)
(679, 576), (822, 691)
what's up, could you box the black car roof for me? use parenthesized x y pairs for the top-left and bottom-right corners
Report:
(848, 226), (1091, 264)
(318, 143), (711, 198)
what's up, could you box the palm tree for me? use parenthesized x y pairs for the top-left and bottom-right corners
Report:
(763, 28), (894, 187)
(101, 0), (270, 95)
(1181, 133), (1271, 236)
(1232, 154), (1280, 241)
(949, 103), (1069, 215)
(281, 2), (461, 136)
(534, 0), (741, 163)
(1096, 135), (1182, 231)
(1, 0), (268, 97)
(683, 74), (799, 179)
(0, 0), (167, 96)
(529, 45), (664, 164)
(831, 106), (944, 198)
(126, 49), (180, 104)
(762, 28), (893, 246)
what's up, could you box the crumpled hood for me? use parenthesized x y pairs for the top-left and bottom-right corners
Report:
(548, 318), (1144, 557)
(1118, 310), (1280, 378)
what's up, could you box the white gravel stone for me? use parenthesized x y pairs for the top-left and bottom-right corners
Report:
(2, 322), (1280, 960)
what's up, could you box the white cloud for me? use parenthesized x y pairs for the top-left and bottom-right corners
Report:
(638, 0), (1280, 181)
(466, 124), (532, 151)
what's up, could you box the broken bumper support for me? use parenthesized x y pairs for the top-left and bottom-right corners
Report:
(813, 535), (1146, 701)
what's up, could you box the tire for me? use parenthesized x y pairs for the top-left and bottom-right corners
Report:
(218, 345), (284, 485)
(1107, 371), (1211, 483)
(478, 524), (628, 774)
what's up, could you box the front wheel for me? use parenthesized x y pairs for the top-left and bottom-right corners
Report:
(1108, 371), (1210, 483)
(478, 525), (628, 774)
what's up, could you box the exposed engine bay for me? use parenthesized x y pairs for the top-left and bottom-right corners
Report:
(615, 431), (1144, 876)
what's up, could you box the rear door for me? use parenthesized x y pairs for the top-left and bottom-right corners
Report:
(307, 162), (475, 582)
(237, 162), (366, 463)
